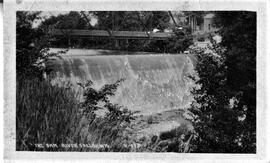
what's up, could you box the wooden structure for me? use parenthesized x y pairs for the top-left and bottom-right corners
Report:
(51, 29), (174, 40)
(51, 11), (177, 48)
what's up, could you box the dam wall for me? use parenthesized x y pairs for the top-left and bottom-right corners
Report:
(46, 49), (196, 115)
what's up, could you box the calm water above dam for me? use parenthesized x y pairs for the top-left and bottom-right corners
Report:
(47, 49), (196, 115)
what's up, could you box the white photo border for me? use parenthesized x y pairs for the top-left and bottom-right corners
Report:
(4, 0), (268, 161)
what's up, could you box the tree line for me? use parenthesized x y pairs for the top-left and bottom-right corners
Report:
(39, 11), (193, 53)
(189, 11), (256, 153)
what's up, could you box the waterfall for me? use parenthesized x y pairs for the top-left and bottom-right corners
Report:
(46, 49), (196, 115)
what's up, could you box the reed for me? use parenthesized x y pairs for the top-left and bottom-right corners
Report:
(16, 78), (137, 151)
(16, 78), (80, 151)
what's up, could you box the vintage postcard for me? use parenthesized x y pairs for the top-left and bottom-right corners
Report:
(3, 0), (269, 162)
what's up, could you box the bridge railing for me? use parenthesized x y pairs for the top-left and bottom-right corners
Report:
(50, 29), (174, 40)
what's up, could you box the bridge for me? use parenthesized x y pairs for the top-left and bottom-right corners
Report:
(51, 29), (174, 40)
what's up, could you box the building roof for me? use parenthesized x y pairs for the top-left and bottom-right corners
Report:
(204, 13), (215, 19)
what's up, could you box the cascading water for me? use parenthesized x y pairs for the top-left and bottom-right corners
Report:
(46, 49), (195, 115)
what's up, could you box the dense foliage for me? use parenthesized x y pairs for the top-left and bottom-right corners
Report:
(40, 11), (89, 30)
(145, 27), (193, 53)
(215, 11), (256, 153)
(16, 12), (59, 80)
(93, 11), (171, 31)
(189, 11), (256, 153)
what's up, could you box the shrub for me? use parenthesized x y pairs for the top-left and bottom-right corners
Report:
(168, 27), (194, 53)
(188, 43), (238, 153)
(77, 79), (138, 151)
(159, 124), (189, 141)
(16, 79), (80, 151)
(17, 11), (61, 80)
(188, 11), (256, 153)
(17, 11), (46, 79)
(140, 124), (194, 153)
(144, 27), (193, 53)
(196, 34), (206, 42)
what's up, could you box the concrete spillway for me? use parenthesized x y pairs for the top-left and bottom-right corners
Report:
(46, 49), (195, 115)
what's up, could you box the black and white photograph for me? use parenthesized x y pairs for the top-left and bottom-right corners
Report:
(15, 10), (257, 153)
(3, 0), (269, 162)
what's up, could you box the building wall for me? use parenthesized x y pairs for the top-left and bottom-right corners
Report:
(203, 18), (213, 32)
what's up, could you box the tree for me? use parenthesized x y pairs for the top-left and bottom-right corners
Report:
(17, 11), (50, 80)
(93, 11), (192, 52)
(93, 11), (171, 31)
(39, 11), (193, 53)
(92, 11), (172, 51)
(40, 11), (89, 30)
(189, 11), (256, 153)
(17, 11), (65, 80)
(214, 11), (256, 152)
(39, 11), (90, 48)
(145, 27), (193, 53)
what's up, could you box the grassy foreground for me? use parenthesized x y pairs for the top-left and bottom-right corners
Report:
(16, 79), (193, 152)
(16, 79), (80, 151)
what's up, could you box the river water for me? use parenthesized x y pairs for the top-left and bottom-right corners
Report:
(46, 48), (196, 115)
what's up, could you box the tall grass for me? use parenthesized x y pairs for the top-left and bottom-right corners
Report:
(16, 78), (137, 151)
(16, 78), (192, 152)
(16, 79), (80, 151)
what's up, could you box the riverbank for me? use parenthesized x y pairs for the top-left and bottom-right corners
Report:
(131, 109), (193, 140)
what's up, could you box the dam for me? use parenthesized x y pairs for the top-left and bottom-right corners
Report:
(46, 48), (195, 115)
